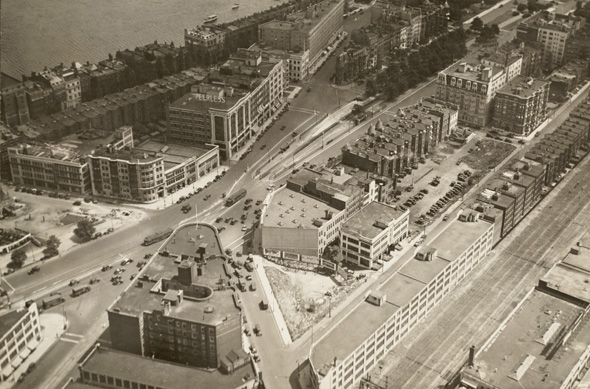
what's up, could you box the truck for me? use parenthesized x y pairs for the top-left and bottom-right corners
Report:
(72, 286), (91, 297)
(42, 296), (65, 310)
(143, 228), (173, 246)
(225, 189), (247, 207)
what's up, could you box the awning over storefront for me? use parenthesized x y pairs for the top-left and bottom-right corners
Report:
(10, 356), (22, 369)
(2, 365), (15, 379)
(27, 340), (39, 351)
(19, 348), (31, 360)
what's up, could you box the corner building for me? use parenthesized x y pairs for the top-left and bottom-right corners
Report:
(308, 215), (494, 389)
(168, 50), (285, 159)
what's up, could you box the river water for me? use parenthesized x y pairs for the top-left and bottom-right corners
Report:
(1, 0), (286, 79)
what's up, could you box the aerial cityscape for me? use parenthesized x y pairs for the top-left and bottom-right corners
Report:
(1, 0), (590, 388)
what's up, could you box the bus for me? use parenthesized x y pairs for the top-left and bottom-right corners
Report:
(225, 189), (247, 207)
(143, 228), (173, 246)
(72, 286), (91, 297)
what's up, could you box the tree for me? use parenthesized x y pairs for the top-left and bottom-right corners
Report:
(517, 3), (528, 12)
(74, 219), (96, 242)
(43, 235), (61, 258)
(9, 249), (27, 269)
(491, 24), (500, 35)
(471, 17), (484, 31)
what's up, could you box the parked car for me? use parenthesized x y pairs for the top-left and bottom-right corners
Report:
(28, 266), (40, 275)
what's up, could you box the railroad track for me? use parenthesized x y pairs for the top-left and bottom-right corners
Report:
(370, 155), (590, 388)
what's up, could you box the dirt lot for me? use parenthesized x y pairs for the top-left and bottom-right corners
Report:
(0, 188), (146, 268)
(265, 264), (364, 340)
(460, 138), (516, 172)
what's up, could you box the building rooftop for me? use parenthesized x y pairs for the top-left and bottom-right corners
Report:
(136, 140), (215, 170)
(264, 187), (340, 229)
(441, 61), (504, 83)
(9, 128), (130, 164)
(497, 76), (549, 98)
(341, 202), (407, 240)
(109, 224), (240, 326)
(80, 346), (256, 389)
(461, 289), (590, 389)
(1, 72), (22, 89)
(312, 218), (493, 373)
(169, 91), (243, 112)
(264, 0), (343, 35)
(540, 246), (590, 304)
(429, 217), (492, 261)
(0, 308), (28, 339)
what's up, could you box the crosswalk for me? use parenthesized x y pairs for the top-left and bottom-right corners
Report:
(61, 332), (84, 344)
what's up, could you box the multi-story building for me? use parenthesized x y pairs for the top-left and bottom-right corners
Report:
(73, 344), (257, 389)
(23, 80), (56, 120)
(0, 303), (42, 381)
(88, 138), (218, 203)
(8, 127), (133, 194)
(480, 39), (543, 78)
(20, 69), (206, 142)
(168, 50), (284, 159)
(342, 100), (457, 178)
(7, 128), (124, 193)
(261, 186), (347, 260)
(308, 215), (494, 389)
(259, 0), (344, 72)
(52, 65), (82, 109)
(0, 124), (23, 181)
(340, 202), (409, 269)
(492, 76), (549, 136)
(1, 73), (30, 127)
(31, 70), (67, 112)
(435, 59), (521, 127)
(251, 43), (311, 82)
(107, 225), (246, 369)
(516, 10), (585, 71)
(460, 244), (590, 389)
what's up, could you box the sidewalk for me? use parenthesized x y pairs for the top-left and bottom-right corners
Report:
(129, 168), (227, 212)
(252, 255), (292, 346)
(0, 312), (65, 389)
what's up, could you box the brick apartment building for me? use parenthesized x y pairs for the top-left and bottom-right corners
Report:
(492, 75), (549, 136)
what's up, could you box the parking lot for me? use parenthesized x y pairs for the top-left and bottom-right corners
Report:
(390, 135), (516, 234)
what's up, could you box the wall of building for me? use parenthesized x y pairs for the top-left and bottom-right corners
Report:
(312, 220), (495, 389)
(107, 310), (144, 357)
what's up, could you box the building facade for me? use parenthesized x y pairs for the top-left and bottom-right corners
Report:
(0, 303), (42, 381)
(259, 0), (344, 71)
(309, 216), (495, 389)
(168, 50), (285, 159)
(1, 73), (30, 127)
(340, 202), (409, 269)
(516, 10), (585, 71)
(435, 59), (521, 128)
(492, 76), (549, 136)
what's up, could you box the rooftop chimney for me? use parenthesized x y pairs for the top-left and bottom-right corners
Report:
(469, 345), (476, 367)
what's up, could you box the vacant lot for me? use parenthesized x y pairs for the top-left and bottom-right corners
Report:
(265, 265), (364, 340)
(461, 139), (516, 172)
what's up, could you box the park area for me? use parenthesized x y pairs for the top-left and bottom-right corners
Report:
(264, 264), (364, 340)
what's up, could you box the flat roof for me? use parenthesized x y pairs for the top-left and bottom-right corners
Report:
(497, 76), (548, 98)
(442, 61), (504, 83)
(264, 188), (340, 229)
(462, 289), (590, 389)
(137, 140), (213, 160)
(540, 247), (590, 304)
(170, 91), (242, 112)
(81, 346), (256, 389)
(428, 218), (492, 261)
(341, 202), (407, 240)
(110, 224), (239, 326)
(9, 128), (130, 163)
(0, 308), (28, 339)
(312, 218), (493, 372)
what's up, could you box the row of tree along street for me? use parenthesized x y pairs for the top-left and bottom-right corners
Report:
(366, 29), (468, 101)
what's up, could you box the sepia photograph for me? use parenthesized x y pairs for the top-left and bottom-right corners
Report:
(1, 0), (590, 388)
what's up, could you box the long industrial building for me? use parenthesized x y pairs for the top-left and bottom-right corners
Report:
(307, 213), (494, 389)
